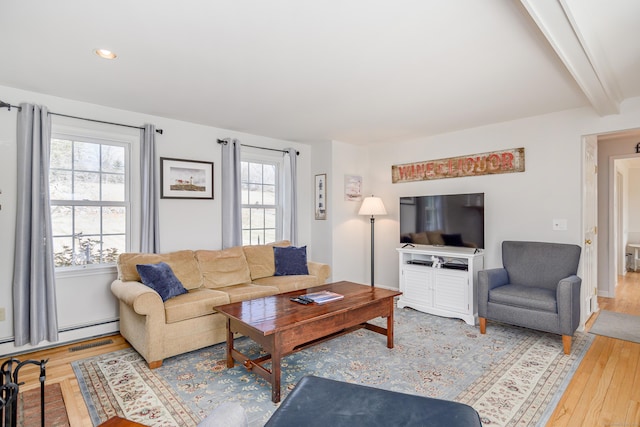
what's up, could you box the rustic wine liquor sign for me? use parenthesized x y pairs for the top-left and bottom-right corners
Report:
(391, 147), (525, 183)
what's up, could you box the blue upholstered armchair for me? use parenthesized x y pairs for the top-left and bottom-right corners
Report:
(478, 241), (582, 354)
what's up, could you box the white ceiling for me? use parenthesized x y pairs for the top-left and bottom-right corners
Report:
(1, 0), (639, 145)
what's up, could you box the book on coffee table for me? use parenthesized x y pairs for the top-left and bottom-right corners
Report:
(305, 290), (344, 304)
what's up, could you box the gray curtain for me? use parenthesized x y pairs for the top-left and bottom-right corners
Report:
(283, 148), (298, 245)
(13, 103), (58, 346)
(140, 124), (160, 253)
(221, 138), (242, 248)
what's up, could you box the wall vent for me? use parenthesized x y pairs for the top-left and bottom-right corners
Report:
(69, 339), (113, 352)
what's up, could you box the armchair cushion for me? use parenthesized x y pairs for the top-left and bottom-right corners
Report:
(489, 284), (557, 312)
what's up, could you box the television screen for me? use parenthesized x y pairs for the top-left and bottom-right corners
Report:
(399, 193), (484, 249)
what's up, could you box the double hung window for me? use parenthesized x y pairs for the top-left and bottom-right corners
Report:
(241, 157), (281, 245)
(49, 135), (130, 268)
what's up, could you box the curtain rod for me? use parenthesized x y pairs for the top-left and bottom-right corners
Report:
(0, 100), (163, 134)
(217, 139), (299, 155)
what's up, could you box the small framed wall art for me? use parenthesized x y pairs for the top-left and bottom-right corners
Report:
(315, 173), (327, 220)
(160, 157), (214, 199)
(344, 175), (362, 201)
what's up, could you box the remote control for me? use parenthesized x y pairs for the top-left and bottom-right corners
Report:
(290, 297), (310, 305)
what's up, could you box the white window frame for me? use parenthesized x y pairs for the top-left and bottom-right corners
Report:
(240, 149), (284, 245)
(50, 125), (139, 276)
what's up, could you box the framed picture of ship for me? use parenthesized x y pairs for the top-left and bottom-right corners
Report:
(161, 157), (214, 199)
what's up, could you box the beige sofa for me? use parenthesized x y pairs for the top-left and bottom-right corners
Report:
(111, 241), (330, 368)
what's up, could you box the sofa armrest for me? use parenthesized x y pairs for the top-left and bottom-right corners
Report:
(307, 261), (331, 284)
(111, 279), (165, 317)
(556, 275), (582, 335)
(477, 268), (509, 317)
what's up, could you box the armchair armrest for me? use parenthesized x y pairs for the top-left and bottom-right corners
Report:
(307, 261), (331, 284)
(477, 268), (509, 317)
(556, 275), (582, 335)
(111, 279), (164, 317)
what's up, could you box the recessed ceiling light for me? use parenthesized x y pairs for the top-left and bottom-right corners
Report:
(94, 49), (117, 60)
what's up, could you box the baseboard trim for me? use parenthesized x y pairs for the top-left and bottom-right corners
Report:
(0, 321), (120, 359)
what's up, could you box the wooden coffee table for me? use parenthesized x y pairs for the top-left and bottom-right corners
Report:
(214, 281), (402, 403)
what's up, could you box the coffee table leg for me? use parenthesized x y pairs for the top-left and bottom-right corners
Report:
(226, 318), (234, 368)
(387, 299), (394, 349)
(271, 335), (282, 403)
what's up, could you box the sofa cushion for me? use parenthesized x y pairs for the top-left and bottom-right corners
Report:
(136, 262), (189, 302)
(274, 246), (309, 276)
(489, 284), (557, 312)
(252, 275), (318, 293)
(118, 250), (203, 290)
(196, 247), (252, 289)
(217, 284), (279, 303)
(164, 288), (231, 324)
(243, 240), (291, 280)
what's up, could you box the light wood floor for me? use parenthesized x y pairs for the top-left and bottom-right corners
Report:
(3, 273), (640, 427)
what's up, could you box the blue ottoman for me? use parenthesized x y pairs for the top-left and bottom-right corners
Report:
(265, 376), (482, 427)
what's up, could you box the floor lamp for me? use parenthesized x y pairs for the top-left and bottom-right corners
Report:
(358, 196), (387, 287)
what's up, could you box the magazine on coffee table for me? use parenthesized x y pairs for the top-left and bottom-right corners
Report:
(305, 290), (344, 304)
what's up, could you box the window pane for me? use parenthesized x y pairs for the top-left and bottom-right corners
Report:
(250, 229), (264, 245)
(264, 229), (276, 244)
(241, 162), (249, 182)
(249, 163), (262, 184)
(263, 164), (276, 185)
(241, 183), (249, 204)
(103, 207), (126, 234)
(51, 139), (72, 169)
(265, 208), (276, 228)
(102, 145), (125, 173)
(248, 185), (263, 205)
(53, 236), (74, 267)
(74, 141), (100, 171)
(51, 205), (73, 236)
(242, 230), (251, 246)
(101, 235), (125, 263)
(250, 208), (265, 228)
(50, 170), (72, 200)
(74, 206), (101, 235)
(102, 173), (125, 201)
(242, 207), (251, 228)
(264, 184), (276, 205)
(74, 172), (100, 200)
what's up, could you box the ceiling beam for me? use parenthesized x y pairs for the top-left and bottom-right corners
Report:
(520, 0), (620, 116)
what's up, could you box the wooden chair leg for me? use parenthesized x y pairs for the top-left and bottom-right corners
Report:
(479, 317), (486, 334)
(562, 335), (572, 354)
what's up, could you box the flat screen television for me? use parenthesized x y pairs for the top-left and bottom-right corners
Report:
(399, 193), (484, 249)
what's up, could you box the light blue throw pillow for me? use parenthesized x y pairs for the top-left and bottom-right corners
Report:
(136, 262), (188, 302)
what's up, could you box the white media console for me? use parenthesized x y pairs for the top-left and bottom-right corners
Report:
(396, 245), (484, 325)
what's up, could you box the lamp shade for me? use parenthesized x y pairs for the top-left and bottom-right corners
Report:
(358, 196), (387, 216)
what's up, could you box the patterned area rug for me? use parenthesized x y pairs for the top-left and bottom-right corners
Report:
(72, 308), (592, 427)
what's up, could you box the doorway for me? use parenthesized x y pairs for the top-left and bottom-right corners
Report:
(597, 129), (640, 300)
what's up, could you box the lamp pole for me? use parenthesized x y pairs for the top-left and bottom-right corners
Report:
(369, 215), (375, 287)
(358, 196), (387, 289)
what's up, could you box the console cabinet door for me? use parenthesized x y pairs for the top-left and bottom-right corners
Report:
(434, 269), (468, 314)
(402, 266), (434, 306)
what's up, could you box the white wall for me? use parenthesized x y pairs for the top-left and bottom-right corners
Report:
(0, 84), (313, 354)
(627, 168), (640, 239)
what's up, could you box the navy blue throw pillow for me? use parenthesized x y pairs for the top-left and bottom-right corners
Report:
(136, 262), (188, 302)
(274, 246), (309, 276)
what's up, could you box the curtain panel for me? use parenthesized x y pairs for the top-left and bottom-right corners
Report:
(221, 138), (242, 248)
(141, 124), (160, 253)
(13, 103), (59, 346)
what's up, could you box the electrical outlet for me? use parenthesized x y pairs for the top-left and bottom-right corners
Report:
(0, 307), (5, 321)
